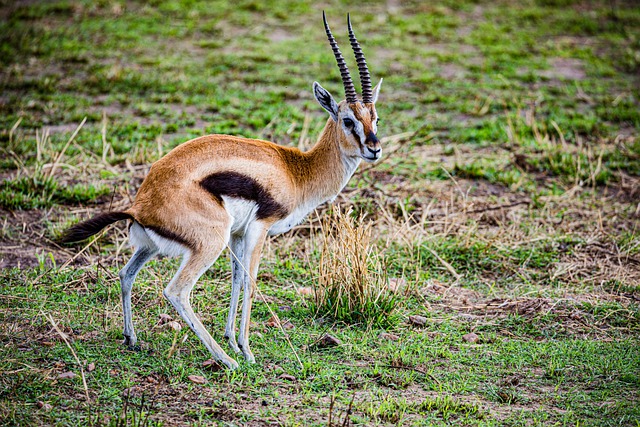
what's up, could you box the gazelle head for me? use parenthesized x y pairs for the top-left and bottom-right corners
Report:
(313, 12), (383, 163)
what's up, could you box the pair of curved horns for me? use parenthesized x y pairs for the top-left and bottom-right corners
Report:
(323, 12), (373, 104)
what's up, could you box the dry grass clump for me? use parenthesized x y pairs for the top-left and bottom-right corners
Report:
(312, 207), (399, 327)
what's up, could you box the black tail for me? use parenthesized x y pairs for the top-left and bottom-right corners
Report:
(60, 211), (133, 243)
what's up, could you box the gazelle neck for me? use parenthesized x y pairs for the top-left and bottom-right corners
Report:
(268, 119), (360, 236)
(299, 118), (361, 205)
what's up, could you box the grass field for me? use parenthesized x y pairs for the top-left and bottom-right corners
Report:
(1, 0), (639, 425)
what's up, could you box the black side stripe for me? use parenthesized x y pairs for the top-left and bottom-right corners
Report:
(200, 172), (288, 220)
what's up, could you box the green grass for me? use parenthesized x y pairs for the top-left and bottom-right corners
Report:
(2, 265), (639, 426)
(1, 0), (639, 425)
(0, 174), (109, 210)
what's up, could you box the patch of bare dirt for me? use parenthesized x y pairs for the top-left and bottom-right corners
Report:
(540, 57), (586, 80)
(439, 63), (467, 79)
(552, 242), (640, 287)
(0, 164), (140, 269)
(0, 209), (71, 269)
(420, 278), (638, 338)
(427, 43), (479, 56)
(267, 28), (296, 43)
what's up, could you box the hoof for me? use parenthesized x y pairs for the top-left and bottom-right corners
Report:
(125, 343), (141, 352)
(123, 335), (141, 351)
(222, 357), (240, 370)
(242, 351), (255, 364)
(225, 335), (242, 354)
(122, 335), (137, 347)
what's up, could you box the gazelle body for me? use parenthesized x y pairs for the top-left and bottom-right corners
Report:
(62, 13), (382, 369)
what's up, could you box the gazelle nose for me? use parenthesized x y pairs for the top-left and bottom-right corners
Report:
(368, 147), (381, 155)
(367, 131), (379, 144)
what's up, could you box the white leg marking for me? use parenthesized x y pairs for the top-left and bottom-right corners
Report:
(119, 245), (157, 347)
(237, 222), (268, 363)
(225, 235), (244, 354)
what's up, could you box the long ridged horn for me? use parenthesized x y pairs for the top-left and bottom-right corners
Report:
(347, 14), (373, 104)
(323, 11), (358, 104)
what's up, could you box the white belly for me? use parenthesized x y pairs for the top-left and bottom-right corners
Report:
(268, 202), (318, 236)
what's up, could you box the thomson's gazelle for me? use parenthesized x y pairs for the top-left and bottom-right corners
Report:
(62, 13), (383, 369)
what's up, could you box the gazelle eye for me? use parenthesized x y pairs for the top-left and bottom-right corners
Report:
(343, 118), (354, 128)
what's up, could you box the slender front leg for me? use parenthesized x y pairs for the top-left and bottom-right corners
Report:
(224, 235), (244, 354)
(237, 223), (268, 363)
(119, 246), (157, 347)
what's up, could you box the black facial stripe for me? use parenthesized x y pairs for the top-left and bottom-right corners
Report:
(350, 128), (362, 144)
(145, 225), (192, 248)
(200, 171), (288, 220)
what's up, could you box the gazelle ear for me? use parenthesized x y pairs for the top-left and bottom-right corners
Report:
(313, 82), (339, 122)
(371, 78), (382, 104)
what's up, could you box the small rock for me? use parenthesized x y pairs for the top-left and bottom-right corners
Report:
(282, 320), (295, 330)
(146, 376), (158, 384)
(58, 371), (76, 380)
(86, 363), (95, 372)
(265, 316), (279, 328)
(122, 386), (143, 398)
(408, 315), (427, 327)
(279, 373), (296, 382)
(36, 401), (52, 411)
(78, 331), (100, 341)
(265, 316), (294, 330)
(188, 375), (207, 385)
(202, 359), (223, 372)
(158, 313), (173, 324)
(387, 278), (406, 292)
(278, 305), (292, 311)
(462, 332), (479, 343)
(318, 334), (342, 347)
(379, 332), (400, 341)
(164, 321), (182, 331)
(296, 287), (313, 296)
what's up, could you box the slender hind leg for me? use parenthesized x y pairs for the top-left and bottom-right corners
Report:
(237, 222), (268, 363)
(163, 245), (239, 370)
(224, 235), (244, 354)
(119, 246), (157, 347)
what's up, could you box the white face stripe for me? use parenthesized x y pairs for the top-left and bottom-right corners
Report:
(340, 104), (376, 145)
(342, 112), (365, 144)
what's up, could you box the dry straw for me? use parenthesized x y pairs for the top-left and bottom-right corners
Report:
(314, 207), (398, 327)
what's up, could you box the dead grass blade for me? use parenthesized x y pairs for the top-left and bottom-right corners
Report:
(43, 312), (90, 402)
(9, 117), (23, 145)
(424, 246), (461, 281)
(46, 116), (87, 178)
